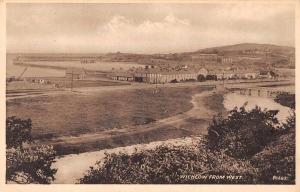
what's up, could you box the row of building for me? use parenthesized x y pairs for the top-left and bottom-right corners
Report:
(62, 66), (277, 84)
(111, 66), (276, 84)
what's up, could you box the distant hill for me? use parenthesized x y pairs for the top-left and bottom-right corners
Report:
(191, 43), (294, 56)
(8, 43), (295, 69)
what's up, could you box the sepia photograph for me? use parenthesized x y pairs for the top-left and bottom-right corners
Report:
(4, 1), (296, 186)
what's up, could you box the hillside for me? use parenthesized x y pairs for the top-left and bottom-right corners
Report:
(191, 43), (294, 56)
(179, 43), (295, 69)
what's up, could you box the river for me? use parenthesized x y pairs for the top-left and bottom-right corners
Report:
(223, 92), (293, 123)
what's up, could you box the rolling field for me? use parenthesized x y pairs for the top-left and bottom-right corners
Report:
(7, 86), (212, 140)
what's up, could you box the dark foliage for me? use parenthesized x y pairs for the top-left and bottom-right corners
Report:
(206, 75), (217, 81)
(251, 113), (295, 184)
(79, 142), (258, 184)
(197, 74), (206, 82)
(6, 116), (57, 184)
(274, 93), (295, 109)
(6, 145), (57, 184)
(183, 78), (197, 82)
(6, 116), (32, 149)
(207, 106), (278, 159)
(79, 106), (295, 184)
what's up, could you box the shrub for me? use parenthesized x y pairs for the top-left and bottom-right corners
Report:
(184, 78), (197, 82)
(79, 141), (258, 184)
(251, 113), (295, 184)
(6, 116), (57, 184)
(207, 106), (279, 159)
(274, 93), (295, 109)
(197, 75), (206, 82)
(6, 116), (32, 149)
(251, 133), (295, 184)
(206, 75), (217, 81)
(277, 112), (295, 134)
(6, 145), (57, 184)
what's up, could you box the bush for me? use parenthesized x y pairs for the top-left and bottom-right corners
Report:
(278, 112), (295, 134)
(6, 116), (32, 149)
(197, 75), (206, 82)
(274, 93), (295, 109)
(6, 145), (57, 184)
(251, 113), (295, 184)
(184, 78), (197, 82)
(6, 116), (57, 184)
(79, 109), (295, 184)
(206, 75), (217, 81)
(79, 141), (258, 184)
(207, 106), (278, 159)
(251, 132), (295, 184)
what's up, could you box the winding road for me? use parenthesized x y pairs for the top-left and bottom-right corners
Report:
(37, 89), (219, 154)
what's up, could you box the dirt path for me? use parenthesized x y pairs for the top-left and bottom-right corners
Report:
(37, 89), (217, 153)
(158, 90), (215, 125)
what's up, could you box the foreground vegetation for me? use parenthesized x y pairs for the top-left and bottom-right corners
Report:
(6, 117), (57, 184)
(79, 106), (295, 184)
(274, 92), (295, 109)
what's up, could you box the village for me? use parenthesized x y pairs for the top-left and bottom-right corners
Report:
(4, 1), (297, 186)
(6, 48), (295, 91)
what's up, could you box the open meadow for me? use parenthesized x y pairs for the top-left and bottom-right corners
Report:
(6, 85), (213, 141)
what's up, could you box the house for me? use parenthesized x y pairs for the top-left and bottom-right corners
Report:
(219, 56), (233, 64)
(259, 70), (276, 79)
(234, 68), (259, 79)
(198, 68), (209, 77)
(208, 68), (235, 80)
(243, 72), (258, 79)
(66, 68), (86, 80)
(111, 71), (134, 81)
(129, 66), (209, 84)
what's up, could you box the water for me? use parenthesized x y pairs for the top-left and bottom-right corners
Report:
(6, 54), (65, 77)
(6, 54), (144, 78)
(223, 92), (293, 123)
(22, 61), (144, 72)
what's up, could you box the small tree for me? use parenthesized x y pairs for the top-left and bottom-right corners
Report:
(6, 116), (57, 184)
(197, 74), (205, 82)
(6, 116), (32, 149)
(207, 106), (278, 159)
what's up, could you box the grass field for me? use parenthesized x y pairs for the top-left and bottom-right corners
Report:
(7, 86), (212, 140)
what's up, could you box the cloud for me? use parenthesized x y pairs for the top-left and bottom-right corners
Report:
(95, 14), (194, 53)
(6, 3), (295, 53)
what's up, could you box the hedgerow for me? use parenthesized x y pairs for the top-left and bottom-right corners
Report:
(79, 141), (258, 184)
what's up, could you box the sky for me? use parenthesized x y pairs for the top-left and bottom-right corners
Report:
(6, 3), (295, 54)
